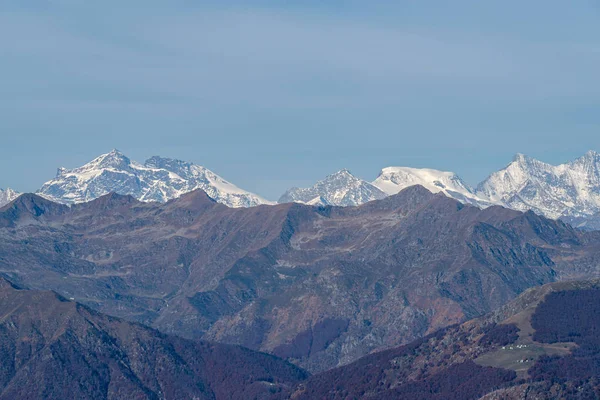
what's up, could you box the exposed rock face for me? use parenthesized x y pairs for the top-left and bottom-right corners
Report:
(37, 149), (271, 207)
(0, 278), (307, 400)
(279, 151), (600, 229)
(477, 151), (600, 223)
(278, 169), (386, 206)
(1, 186), (599, 372)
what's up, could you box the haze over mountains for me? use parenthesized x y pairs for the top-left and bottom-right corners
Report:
(2, 184), (600, 374)
(4, 150), (600, 229)
(3, 152), (600, 398)
(283, 151), (600, 229)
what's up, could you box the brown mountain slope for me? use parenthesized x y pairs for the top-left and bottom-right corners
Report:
(0, 277), (307, 400)
(1, 186), (600, 372)
(289, 280), (600, 399)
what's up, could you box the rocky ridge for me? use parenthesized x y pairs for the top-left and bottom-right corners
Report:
(37, 149), (271, 208)
(2, 186), (600, 372)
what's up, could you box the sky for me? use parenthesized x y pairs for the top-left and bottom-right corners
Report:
(1, 0), (599, 200)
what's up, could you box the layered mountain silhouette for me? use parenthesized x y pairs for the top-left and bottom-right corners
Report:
(290, 279), (600, 399)
(4, 150), (600, 229)
(2, 185), (599, 372)
(279, 151), (600, 229)
(0, 277), (307, 400)
(2, 270), (597, 399)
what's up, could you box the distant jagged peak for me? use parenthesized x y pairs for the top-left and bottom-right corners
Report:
(328, 168), (354, 177)
(0, 187), (21, 208)
(84, 148), (133, 170)
(278, 168), (386, 206)
(505, 153), (555, 172)
(511, 152), (531, 163)
(53, 149), (135, 180)
(506, 150), (600, 170)
(476, 150), (600, 222)
(580, 149), (600, 160)
(36, 150), (272, 208)
(570, 149), (600, 169)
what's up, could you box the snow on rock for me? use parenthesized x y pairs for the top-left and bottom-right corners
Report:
(37, 150), (272, 208)
(477, 151), (600, 220)
(0, 188), (20, 208)
(305, 196), (332, 206)
(278, 169), (387, 206)
(18, 148), (600, 228)
(372, 166), (492, 208)
(277, 151), (600, 229)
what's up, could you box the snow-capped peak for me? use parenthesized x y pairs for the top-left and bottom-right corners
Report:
(583, 149), (600, 159)
(0, 187), (21, 208)
(372, 166), (490, 207)
(476, 151), (600, 220)
(512, 153), (528, 162)
(36, 151), (272, 208)
(90, 149), (132, 170)
(278, 169), (386, 206)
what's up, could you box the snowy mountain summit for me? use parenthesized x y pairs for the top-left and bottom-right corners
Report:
(277, 151), (600, 230)
(476, 151), (600, 221)
(7, 149), (600, 228)
(372, 167), (492, 208)
(37, 150), (271, 208)
(281, 166), (491, 208)
(278, 169), (386, 206)
(0, 188), (20, 208)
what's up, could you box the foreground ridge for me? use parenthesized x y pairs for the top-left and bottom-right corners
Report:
(1, 185), (598, 372)
(0, 277), (307, 400)
(291, 280), (600, 399)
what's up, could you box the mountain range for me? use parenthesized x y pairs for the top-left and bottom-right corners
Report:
(2, 229), (600, 399)
(2, 185), (600, 374)
(0, 277), (307, 399)
(36, 150), (272, 208)
(282, 151), (600, 229)
(3, 268), (599, 399)
(292, 279), (600, 399)
(478, 151), (600, 223)
(4, 150), (600, 229)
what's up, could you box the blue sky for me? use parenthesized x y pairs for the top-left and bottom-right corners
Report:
(1, 1), (599, 200)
